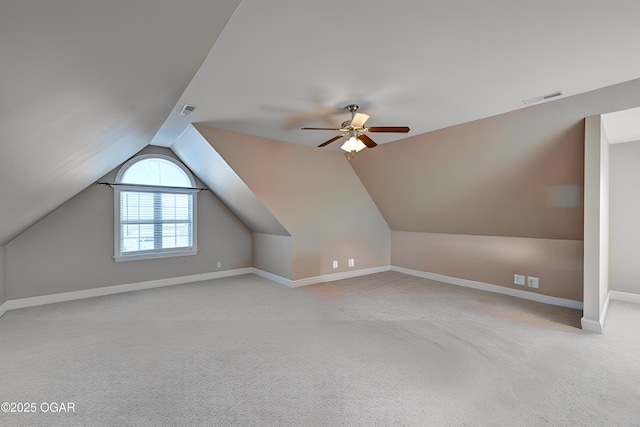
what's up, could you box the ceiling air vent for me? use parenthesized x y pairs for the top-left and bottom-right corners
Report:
(522, 91), (564, 105)
(179, 104), (196, 116)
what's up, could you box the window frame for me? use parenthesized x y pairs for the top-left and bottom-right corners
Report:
(113, 154), (199, 262)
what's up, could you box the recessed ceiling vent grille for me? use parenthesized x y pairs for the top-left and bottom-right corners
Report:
(522, 91), (564, 105)
(179, 104), (196, 116)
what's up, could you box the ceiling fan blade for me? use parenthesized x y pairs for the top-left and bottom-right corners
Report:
(301, 127), (343, 131)
(358, 133), (378, 148)
(318, 134), (346, 147)
(350, 113), (370, 128)
(283, 105), (343, 129)
(366, 126), (410, 133)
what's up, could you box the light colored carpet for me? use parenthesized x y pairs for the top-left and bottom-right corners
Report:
(0, 271), (639, 426)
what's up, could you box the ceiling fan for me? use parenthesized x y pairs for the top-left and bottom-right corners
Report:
(301, 104), (410, 158)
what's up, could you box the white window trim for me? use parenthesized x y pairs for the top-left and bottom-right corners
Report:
(114, 153), (196, 185)
(113, 154), (199, 262)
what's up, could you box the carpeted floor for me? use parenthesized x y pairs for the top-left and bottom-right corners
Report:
(0, 271), (639, 426)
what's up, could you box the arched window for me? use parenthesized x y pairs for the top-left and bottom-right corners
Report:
(113, 154), (200, 261)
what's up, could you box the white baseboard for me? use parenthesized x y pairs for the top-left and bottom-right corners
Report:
(580, 290), (640, 333)
(391, 266), (584, 310)
(609, 290), (640, 304)
(292, 266), (391, 287)
(252, 266), (391, 288)
(1, 265), (595, 319)
(252, 268), (294, 287)
(581, 290), (611, 333)
(1, 266), (388, 315)
(4, 268), (252, 312)
(580, 317), (603, 333)
(255, 265), (584, 310)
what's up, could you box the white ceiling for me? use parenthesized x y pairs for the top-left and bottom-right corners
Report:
(2, 0), (640, 245)
(153, 0), (640, 149)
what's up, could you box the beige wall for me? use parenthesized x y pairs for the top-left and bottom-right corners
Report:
(5, 146), (252, 300)
(351, 94), (586, 301)
(195, 125), (391, 280)
(253, 233), (293, 279)
(349, 79), (640, 302)
(350, 103), (585, 240)
(609, 140), (640, 295)
(392, 231), (583, 301)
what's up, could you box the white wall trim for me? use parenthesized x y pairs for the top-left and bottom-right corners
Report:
(577, 289), (640, 333)
(2, 265), (599, 320)
(581, 290), (610, 333)
(292, 266), (391, 287)
(252, 266), (391, 288)
(256, 265), (585, 310)
(392, 266), (584, 310)
(252, 268), (294, 287)
(580, 317), (603, 333)
(609, 290), (640, 304)
(4, 268), (252, 312)
(1, 266), (390, 315)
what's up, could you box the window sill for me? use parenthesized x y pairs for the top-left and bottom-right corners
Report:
(114, 249), (198, 262)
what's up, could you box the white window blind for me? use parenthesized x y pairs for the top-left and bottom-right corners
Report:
(119, 188), (194, 255)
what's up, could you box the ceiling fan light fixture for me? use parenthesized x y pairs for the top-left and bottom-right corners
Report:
(341, 136), (367, 153)
(302, 103), (407, 151)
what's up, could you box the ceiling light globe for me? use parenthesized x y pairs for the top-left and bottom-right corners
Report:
(341, 136), (367, 153)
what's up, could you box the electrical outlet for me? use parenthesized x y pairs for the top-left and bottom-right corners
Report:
(514, 274), (525, 286)
(348, 258), (355, 268)
(332, 260), (338, 269)
(528, 276), (539, 288)
(216, 261), (222, 268)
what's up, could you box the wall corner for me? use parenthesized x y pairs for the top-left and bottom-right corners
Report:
(0, 245), (6, 317)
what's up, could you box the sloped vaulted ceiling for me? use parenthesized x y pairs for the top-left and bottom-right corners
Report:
(349, 79), (640, 240)
(0, 0), (241, 245)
